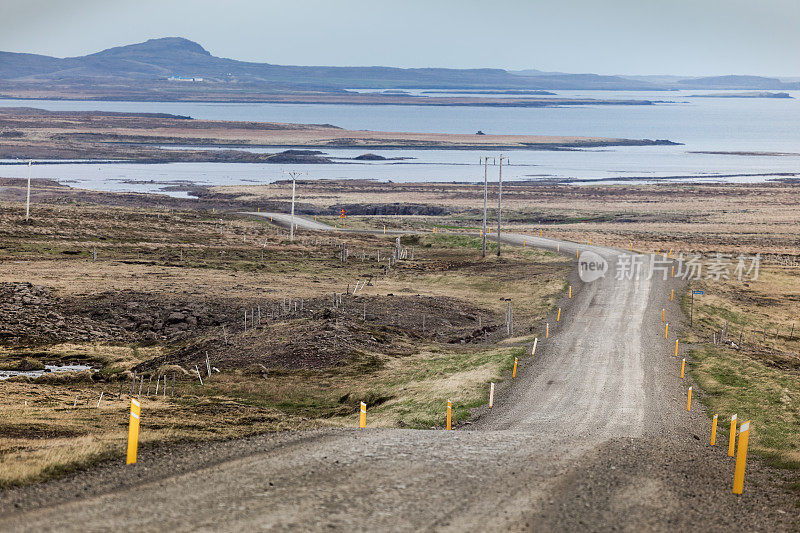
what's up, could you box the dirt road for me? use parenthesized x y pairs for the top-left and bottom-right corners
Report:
(0, 220), (796, 531)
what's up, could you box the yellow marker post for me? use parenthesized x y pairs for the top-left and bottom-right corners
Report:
(728, 414), (737, 457)
(569, 286), (572, 299)
(126, 398), (141, 465)
(359, 401), (367, 428)
(446, 400), (452, 430)
(665, 323), (669, 339)
(710, 414), (718, 445)
(512, 357), (518, 379)
(686, 387), (692, 411)
(577, 249), (580, 259)
(670, 289), (674, 302)
(489, 383), (495, 409)
(557, 244), (560, 252)
(629, 242), (633, 251)
(674, 339), (679, 357)
(556, 308), (561, 322)
(681, 358), (686, 378)
(383, 225), (386, 235)
(546, 323), (549, 339)
(732, 420), (751, 494)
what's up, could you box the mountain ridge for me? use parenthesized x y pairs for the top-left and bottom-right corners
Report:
(1, 37), (798, 92)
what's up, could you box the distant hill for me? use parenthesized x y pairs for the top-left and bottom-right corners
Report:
(674, 75), (800, 90)
(0, 37), (797, 96)
(0, 37), (562, 90)
(0, 37), (661, 91)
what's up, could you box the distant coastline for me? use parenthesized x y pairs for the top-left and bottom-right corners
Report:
(0, 107), (679, 164)
(687, 91), (792, 98)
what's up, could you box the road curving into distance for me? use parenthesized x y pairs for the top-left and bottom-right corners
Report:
(0, 215), (796, 532)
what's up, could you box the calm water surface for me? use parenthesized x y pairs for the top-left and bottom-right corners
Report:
(0, 91), (798, 195)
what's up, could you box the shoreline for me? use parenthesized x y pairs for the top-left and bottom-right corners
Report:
(0, 107), (679, 163)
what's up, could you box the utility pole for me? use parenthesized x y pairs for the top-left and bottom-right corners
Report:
(479, 156), (494, 258)
(285, 171), (304, 242)
(25, 160), (31, 221)
(496, 155), (509, 257)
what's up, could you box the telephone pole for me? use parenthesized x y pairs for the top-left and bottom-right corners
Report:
(479, 156), (494, 258)
(285, 171), (304, 242)
(496, 155), (509, 256)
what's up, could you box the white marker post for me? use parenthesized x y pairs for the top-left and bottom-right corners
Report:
(531, 338), (538, 357)
(25, 160), (32, 221)
(489, 382), (495, 409)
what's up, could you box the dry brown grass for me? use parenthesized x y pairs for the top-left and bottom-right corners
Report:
(213, 181), (800, 259)
(0, 195), (569, 487)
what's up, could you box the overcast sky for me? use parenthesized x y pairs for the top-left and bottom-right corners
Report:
(1, 0), (798, 76)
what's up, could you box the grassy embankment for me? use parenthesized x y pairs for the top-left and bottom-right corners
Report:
(679, 267), (800, 476)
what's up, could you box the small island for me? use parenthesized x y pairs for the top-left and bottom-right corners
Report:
(687, 91), (792, 98)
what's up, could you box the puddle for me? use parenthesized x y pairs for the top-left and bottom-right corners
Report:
(0, 364), (93, 380)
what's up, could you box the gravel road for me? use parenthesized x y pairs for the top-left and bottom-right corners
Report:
(1, 222), (796, 532)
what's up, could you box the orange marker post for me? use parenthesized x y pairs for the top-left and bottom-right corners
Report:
(665, 323), (669, 339)
(629, 242), (633, 251)
(489, 382), (495, 408)
(383, 225), (386, 235)
(732, 420), (751, 494)
(589, 238), (592, 245)
(539, 229), (542, 236)
(359, 401), (367, 428)
(556, 308), (561, 322)
(686, 387), (692, 411)
(546, 323), (550, 339)
(126, 398), (141, 465)
(662, 308), (665, 322)
(681, 358), (686, 378)
(577, 249), (580, 259)
(523, 239), (525, 246)
(569, 286), (572, 299)
(670, 289), (674, 301)
(446, 400), (452, 430)
(512, 357), (518, 379)
(671, 266), (675, 278)
(674, 339), (679, 357)
(710, 414), (718, 445)
(728, 414), (737, 456)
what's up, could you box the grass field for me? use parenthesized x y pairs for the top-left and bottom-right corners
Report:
(0, 194), (568, 487)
